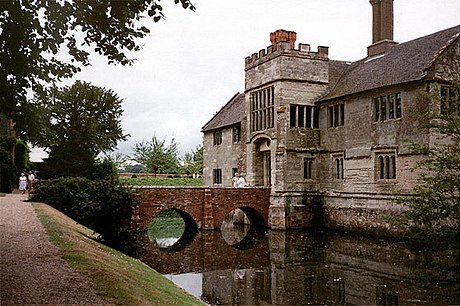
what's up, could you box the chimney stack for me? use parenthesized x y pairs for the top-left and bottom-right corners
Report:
(367, 0), (397, 57)
(270, 29), (297, 49)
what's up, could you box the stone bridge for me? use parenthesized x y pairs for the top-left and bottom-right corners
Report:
(131, 187), (271, 231)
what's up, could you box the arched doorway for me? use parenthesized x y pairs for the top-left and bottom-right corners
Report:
(252, 138), (271, 187)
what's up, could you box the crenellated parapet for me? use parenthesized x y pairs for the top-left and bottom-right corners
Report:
(245, 29), (329, 70)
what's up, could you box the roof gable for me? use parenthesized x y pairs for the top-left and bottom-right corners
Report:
(201, 92), (245, 132)
(323, 24), (460, 100)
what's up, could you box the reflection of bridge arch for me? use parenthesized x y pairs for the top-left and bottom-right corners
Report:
(132, 187), (271, 231)
(150, 208), (199, 252)
(237, 206), (266, 227)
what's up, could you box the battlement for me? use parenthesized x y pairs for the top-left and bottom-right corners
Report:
(245, 43), (329, 69)
(245, 30), (329, 69)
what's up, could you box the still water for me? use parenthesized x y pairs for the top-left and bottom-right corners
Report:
(139, 226), (460, 305)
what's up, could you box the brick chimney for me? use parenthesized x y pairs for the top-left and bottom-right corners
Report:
(270, 29), (297, 49)
(367, 0), (397, 57)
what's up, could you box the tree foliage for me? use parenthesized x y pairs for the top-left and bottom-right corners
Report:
(180, 145), (203, 176)
(30, 158), (137, 254)
(0, 137), (17, 193)
(37, 80), (127, 177)
(132, 135), (179, 176)
(399, 83), (460, 238)
(0, 0), (195, 140)
(104, 152), (129, 173)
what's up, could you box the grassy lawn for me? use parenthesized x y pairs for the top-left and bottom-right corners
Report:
(120, 176), (203, 186)
(34, 203), (204, 306)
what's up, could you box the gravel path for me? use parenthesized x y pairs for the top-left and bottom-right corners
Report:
(0, 193), (109, 305)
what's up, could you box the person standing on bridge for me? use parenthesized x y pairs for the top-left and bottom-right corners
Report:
(236, 174), (248, 188)
(232, 172), (240, 187)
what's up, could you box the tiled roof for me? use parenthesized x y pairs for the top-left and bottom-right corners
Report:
(322, 24), (460, 101)
(201, 92), (245, 132)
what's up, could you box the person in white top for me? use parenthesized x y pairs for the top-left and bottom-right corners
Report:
(232, 172), (240, 187)
(18, 173), (27, 194)
(28, 171), (36, 191)
(236, 174), (248, 188)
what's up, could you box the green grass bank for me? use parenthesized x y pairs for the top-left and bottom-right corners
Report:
(33, 202), (204, 306)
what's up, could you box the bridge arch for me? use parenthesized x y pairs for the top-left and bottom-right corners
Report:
(238, 206), (266, 228)
(147, 208), (199, 252)
(132, 186), (271, 231)
(221, 206), (267, 250)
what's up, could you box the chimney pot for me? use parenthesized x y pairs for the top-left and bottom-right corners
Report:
(270, 29), (297, 49)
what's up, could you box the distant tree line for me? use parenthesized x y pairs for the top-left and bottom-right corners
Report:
(108, 139), (203, 177)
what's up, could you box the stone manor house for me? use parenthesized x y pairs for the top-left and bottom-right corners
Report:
(201, 0), (460, 230)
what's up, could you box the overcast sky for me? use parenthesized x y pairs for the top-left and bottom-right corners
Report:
(30, 0), (460, 162)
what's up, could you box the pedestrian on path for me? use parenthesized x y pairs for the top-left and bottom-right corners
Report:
(18, 173), (27, 194)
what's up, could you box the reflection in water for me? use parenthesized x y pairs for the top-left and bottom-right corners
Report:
(163, 272), (203, 298)
(147, 208), (198, 251)
(154, 237), (180, 248)
(139, 229), (460, 305)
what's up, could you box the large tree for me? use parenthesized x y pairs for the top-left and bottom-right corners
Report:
(132, 136), (179, 176)
(0, 0), (195, 140)
(180, 145), (203, 176)
(37, 80), (127, 177)
(399, 82), (460, 237)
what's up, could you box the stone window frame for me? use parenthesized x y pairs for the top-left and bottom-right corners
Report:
(213, 168), (222, 185)
(376, 286), (399, 306)
(290, 104), (319, 129)
(303, 157), (316, 180)
(373, 92), (402, 122)
(213, 130), (222, 146)
(374, 150), (397, 181)
(232, 125), (241, 143)
(327, 103), (345, 128)
(331, 153), (345, 180)
(250, 86), (275, 132)
(440, 85), (459, 115)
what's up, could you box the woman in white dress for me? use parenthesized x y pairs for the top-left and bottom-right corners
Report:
(18, 173), (27, 194)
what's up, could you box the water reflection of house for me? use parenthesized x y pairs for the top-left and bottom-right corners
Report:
(201, 0), (460, 231)
(198, 231), (458, 305)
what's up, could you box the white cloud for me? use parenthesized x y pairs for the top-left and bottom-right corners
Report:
(30, 0), (460, 162)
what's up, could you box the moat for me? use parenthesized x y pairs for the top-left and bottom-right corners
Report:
(138, 226), (460, 305)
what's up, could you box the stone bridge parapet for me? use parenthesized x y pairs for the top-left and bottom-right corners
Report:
(132, 186), (271, 230)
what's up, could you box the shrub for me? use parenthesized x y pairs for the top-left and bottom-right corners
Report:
(30, 175), (136, 253)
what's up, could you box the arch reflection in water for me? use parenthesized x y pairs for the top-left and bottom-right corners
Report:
(140, 230), (460, 305)
(221, 207), (267, 250)
(147, 208), (198, 252)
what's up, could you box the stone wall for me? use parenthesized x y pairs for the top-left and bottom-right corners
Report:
(203, 121), (246, 187)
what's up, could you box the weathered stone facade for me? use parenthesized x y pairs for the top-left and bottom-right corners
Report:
(202, 1), (460, 233)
